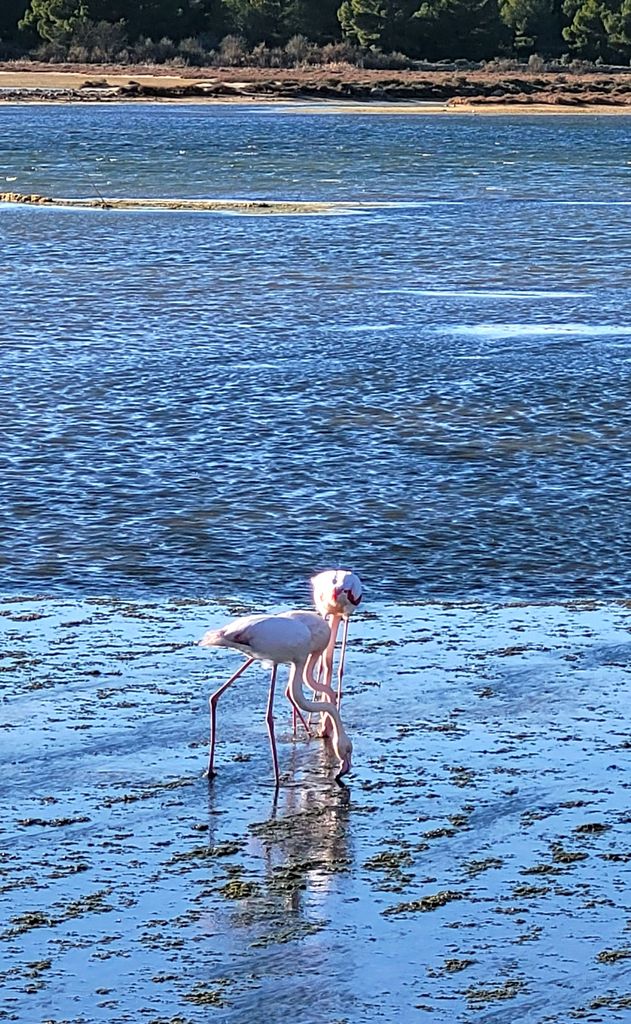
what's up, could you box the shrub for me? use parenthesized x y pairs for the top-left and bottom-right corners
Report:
(363, 49), (413, 70)
(217, 34), (247, 67)
(318, 41), (363, 65)
(33, 40), (68, 62)
(285, 34), (312, 65)
(132, 35), (177, 63)
(178, 36), (211, 66)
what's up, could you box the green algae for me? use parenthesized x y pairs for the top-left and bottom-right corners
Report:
(574, 822), (612, 835)
(520, 863), (559, 875)
(169, 841), (244, 863)
(464, 979), (525, 1003)
(550, 844), (589, 864)
(6, 911), (53, 936)
(184, 988), (227, 1006)
(423, 827), (458, 840)
(596, 948), (631, 963)
(363, 850), (414, 871)
(219, 880), (260, 900)
(464, 857), (503, 876)
(512, 883), (550, 898)
(17, 816), (90, 828)
(383, 890), (465, 916)
(428, 958), (476, 976)
(250, 918), (327, 947)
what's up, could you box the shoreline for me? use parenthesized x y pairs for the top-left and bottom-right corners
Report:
(2, 63), (631, 113)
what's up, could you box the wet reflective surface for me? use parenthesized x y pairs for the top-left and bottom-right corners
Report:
(1, 107), (631, 600)
(1, 597), (631, 1023)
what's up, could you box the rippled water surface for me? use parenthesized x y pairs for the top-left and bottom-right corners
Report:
(2, 105), (631, 600)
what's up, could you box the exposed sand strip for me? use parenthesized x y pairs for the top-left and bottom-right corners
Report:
(0, 191), (376, 215)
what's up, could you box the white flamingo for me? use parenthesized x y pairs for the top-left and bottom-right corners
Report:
(311, 569), (363, 709)
(199, 613), (353, 786)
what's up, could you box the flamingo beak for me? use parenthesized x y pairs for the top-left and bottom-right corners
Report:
(335, 755), (351, 780)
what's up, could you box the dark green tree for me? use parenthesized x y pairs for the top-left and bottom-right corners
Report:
(562, 0), (615, 58)
(222, 0), (293, 43)
(286, 0), (341, 41)
(0, 1), (30, 40)
(413, 0), (507, 59)
(21, 0), (222, 43)
(20, 0), (87, 42)
(337, 0), (399, 48)
(607, 0), (631, 56)
(499, 0), (564, 53)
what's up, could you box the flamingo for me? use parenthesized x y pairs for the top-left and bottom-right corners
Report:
(311, 569), (363, 709)
(199, 613), (353, 786)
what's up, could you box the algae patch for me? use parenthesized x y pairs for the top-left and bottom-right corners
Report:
(383, 890), (465, 916)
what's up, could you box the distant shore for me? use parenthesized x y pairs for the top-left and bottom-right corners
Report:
(2, 61), (631, 112)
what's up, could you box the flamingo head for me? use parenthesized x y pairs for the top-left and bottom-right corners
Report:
(334, 733), (353, 780)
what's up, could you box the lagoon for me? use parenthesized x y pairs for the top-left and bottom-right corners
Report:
(1, 105), (631, 601)
(1, 105), (631, 1024)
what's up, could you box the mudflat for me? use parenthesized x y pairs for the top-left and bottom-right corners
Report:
(2, 596), (630, 1022)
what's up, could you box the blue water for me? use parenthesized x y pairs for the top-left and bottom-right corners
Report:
(1, 104), (631, 601)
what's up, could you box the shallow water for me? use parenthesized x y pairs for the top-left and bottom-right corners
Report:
(2, 596), (631, 1024)
(1, 106), (631, 600)
(1, 106), (631, 1022)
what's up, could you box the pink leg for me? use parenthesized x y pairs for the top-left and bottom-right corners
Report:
(266, 665), (280, 787)
(306, 655), (324, 729)
(323, 613), (341, 695)
(285, 684), (311, 738)
(337, 617), (350, 710)
(207, 657), (254, 778)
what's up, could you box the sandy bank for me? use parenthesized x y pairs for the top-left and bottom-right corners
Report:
(0, 190), (383, 215)
(2, 62), (631, 111)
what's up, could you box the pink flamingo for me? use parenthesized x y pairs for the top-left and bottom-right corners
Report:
(199, 613), (353, 786)
(311, 569), (363, 709)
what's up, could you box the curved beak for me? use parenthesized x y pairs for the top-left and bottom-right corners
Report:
(335, 756), (351, 781)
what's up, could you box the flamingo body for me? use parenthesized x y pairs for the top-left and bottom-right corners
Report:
(200, 613), (311, 665)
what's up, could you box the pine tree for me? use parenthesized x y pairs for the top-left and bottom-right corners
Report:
(337, 0), (398, 49)
(499, 0), (564, 53)
(562, 0), (615, 59)
(413, 0), (507, 60)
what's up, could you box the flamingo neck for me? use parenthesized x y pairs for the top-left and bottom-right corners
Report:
(287, 662), (345, 744)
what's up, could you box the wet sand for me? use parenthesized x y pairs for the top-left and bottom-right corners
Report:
(1, 596), (630, 1023)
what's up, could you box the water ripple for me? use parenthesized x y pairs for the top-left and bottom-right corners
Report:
(1, 107), (631, 600)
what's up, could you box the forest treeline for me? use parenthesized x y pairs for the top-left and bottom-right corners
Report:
(1, 0), (631, 66)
